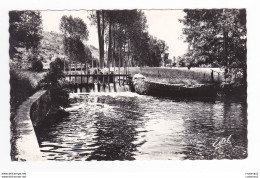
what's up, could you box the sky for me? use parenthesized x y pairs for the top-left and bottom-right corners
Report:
(41, 10), (188, 59)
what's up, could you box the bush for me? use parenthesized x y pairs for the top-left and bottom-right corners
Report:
(50, 86), (70, 109)
(32, 60), (43, 72)
(44, 58), (69, 109)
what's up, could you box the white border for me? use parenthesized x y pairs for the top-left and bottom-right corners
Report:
(1, 0), (260, 177)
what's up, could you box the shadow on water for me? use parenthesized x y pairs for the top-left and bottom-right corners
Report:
(180, 98), (247, 160)
(34, 110), (70, 143)
(34, 93), (148, 161)
(85, 96), (146, 161)
(34, 93), (247, 161)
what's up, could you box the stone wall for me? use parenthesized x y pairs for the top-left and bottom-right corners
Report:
(11, 90), (51, 161)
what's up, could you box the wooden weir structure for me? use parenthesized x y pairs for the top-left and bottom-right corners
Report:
(64, 63), (132, 93)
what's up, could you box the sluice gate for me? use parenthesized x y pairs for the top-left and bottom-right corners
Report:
(65, 74), (133, 93)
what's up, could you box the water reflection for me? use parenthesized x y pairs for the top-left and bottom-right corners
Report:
(35, 93), (247, 160)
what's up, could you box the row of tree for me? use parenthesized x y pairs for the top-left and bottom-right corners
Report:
(59, 10), (169, 71)
(9, 10), (169, 70)
(180, 9), (247, 82)
(9, 10), (168, 68)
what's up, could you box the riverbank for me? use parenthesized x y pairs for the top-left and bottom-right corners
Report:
(133, 74), (218, 97)
(11, 90), (51, 161)
(10, 69), (47, 110)
(131, 67), (246, 98)
(9, 69), (50, 161)
(128, 67), (224, 85)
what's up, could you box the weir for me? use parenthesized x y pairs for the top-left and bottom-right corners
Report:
(65, 73), (132, 93)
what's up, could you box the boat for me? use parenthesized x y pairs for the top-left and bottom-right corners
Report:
(133, 74), (217, 97)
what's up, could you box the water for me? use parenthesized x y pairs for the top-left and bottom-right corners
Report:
(35, 92), (247, 161)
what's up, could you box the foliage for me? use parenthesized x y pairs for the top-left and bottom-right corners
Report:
(9, 10), (43, 59)
(38, 31), (65, 62)
(9, 70), (46, 108)
(147, 36), (169, 67)
(84, 46), (93, 64)
(44, 58), (70, 109)
(180, 9), (247, 82)
(47, 58), (65, 84)
(10, 69), (35, 107)
(60, 15), (89, 63)
(60, 15), (89, 40)
(89, 10), (169, 68)
(31, 59), (43, 72)
(63, 37), (87, 63)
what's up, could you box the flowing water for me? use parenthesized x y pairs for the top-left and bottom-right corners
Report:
(35, 92), (247, 161)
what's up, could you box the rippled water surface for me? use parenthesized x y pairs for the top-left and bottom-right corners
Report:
(35, 92), (247, 160)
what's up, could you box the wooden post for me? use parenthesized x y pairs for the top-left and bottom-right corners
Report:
(81, 63), (82, 74)
(69, 63), (71, 80)
(85, 62), (87, 74)
(81, 74), (83, 84)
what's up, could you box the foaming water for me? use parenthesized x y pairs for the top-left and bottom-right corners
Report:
(70, 91), (140, 98)
(35, 94), (247, 161)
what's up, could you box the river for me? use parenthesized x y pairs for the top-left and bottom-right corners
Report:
(35, 92), (247, 161)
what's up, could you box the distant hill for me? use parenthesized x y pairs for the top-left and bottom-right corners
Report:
(88, 45), (99, 60)
(40, 31), (100, 63)
(10, 31), (100, 69)
(39, 31), (65, 62)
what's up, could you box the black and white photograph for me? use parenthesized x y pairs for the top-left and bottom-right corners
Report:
(1, 0), (260, 177)
(8, 9), (248, 161)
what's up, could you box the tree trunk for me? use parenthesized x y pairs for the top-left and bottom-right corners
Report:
(123, 43), (126, 74)
(113, 37), (116, 72)
(96, 10), (105, 69)
(119, 47), (121, 74)
(108, 18), (112, 73)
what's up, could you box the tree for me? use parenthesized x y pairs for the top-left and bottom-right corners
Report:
(89, 10), (149, 68)
(88, 11), (106, 68)
(89, 10), (169, 68)
(60, 15), (89, 40)
(63, 37), (87, 63)
(60, 15), (89, 63)
(180, 9), (247, 82)
(46, 58), (70, 109)
(9, 10), (43, 60)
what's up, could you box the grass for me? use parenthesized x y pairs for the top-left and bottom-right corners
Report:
(128, 67), (224, 85)
(10, 69), (47, 109)
(16, 70), (47, 88)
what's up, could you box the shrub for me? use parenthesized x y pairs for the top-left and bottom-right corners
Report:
(44, 58), (69, 109)
(32, 60), (43, 72)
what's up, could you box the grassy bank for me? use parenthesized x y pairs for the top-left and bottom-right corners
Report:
(127, 67), (224, 85)
(10, 70), (47, 110)
(10, 69), (47, 160)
